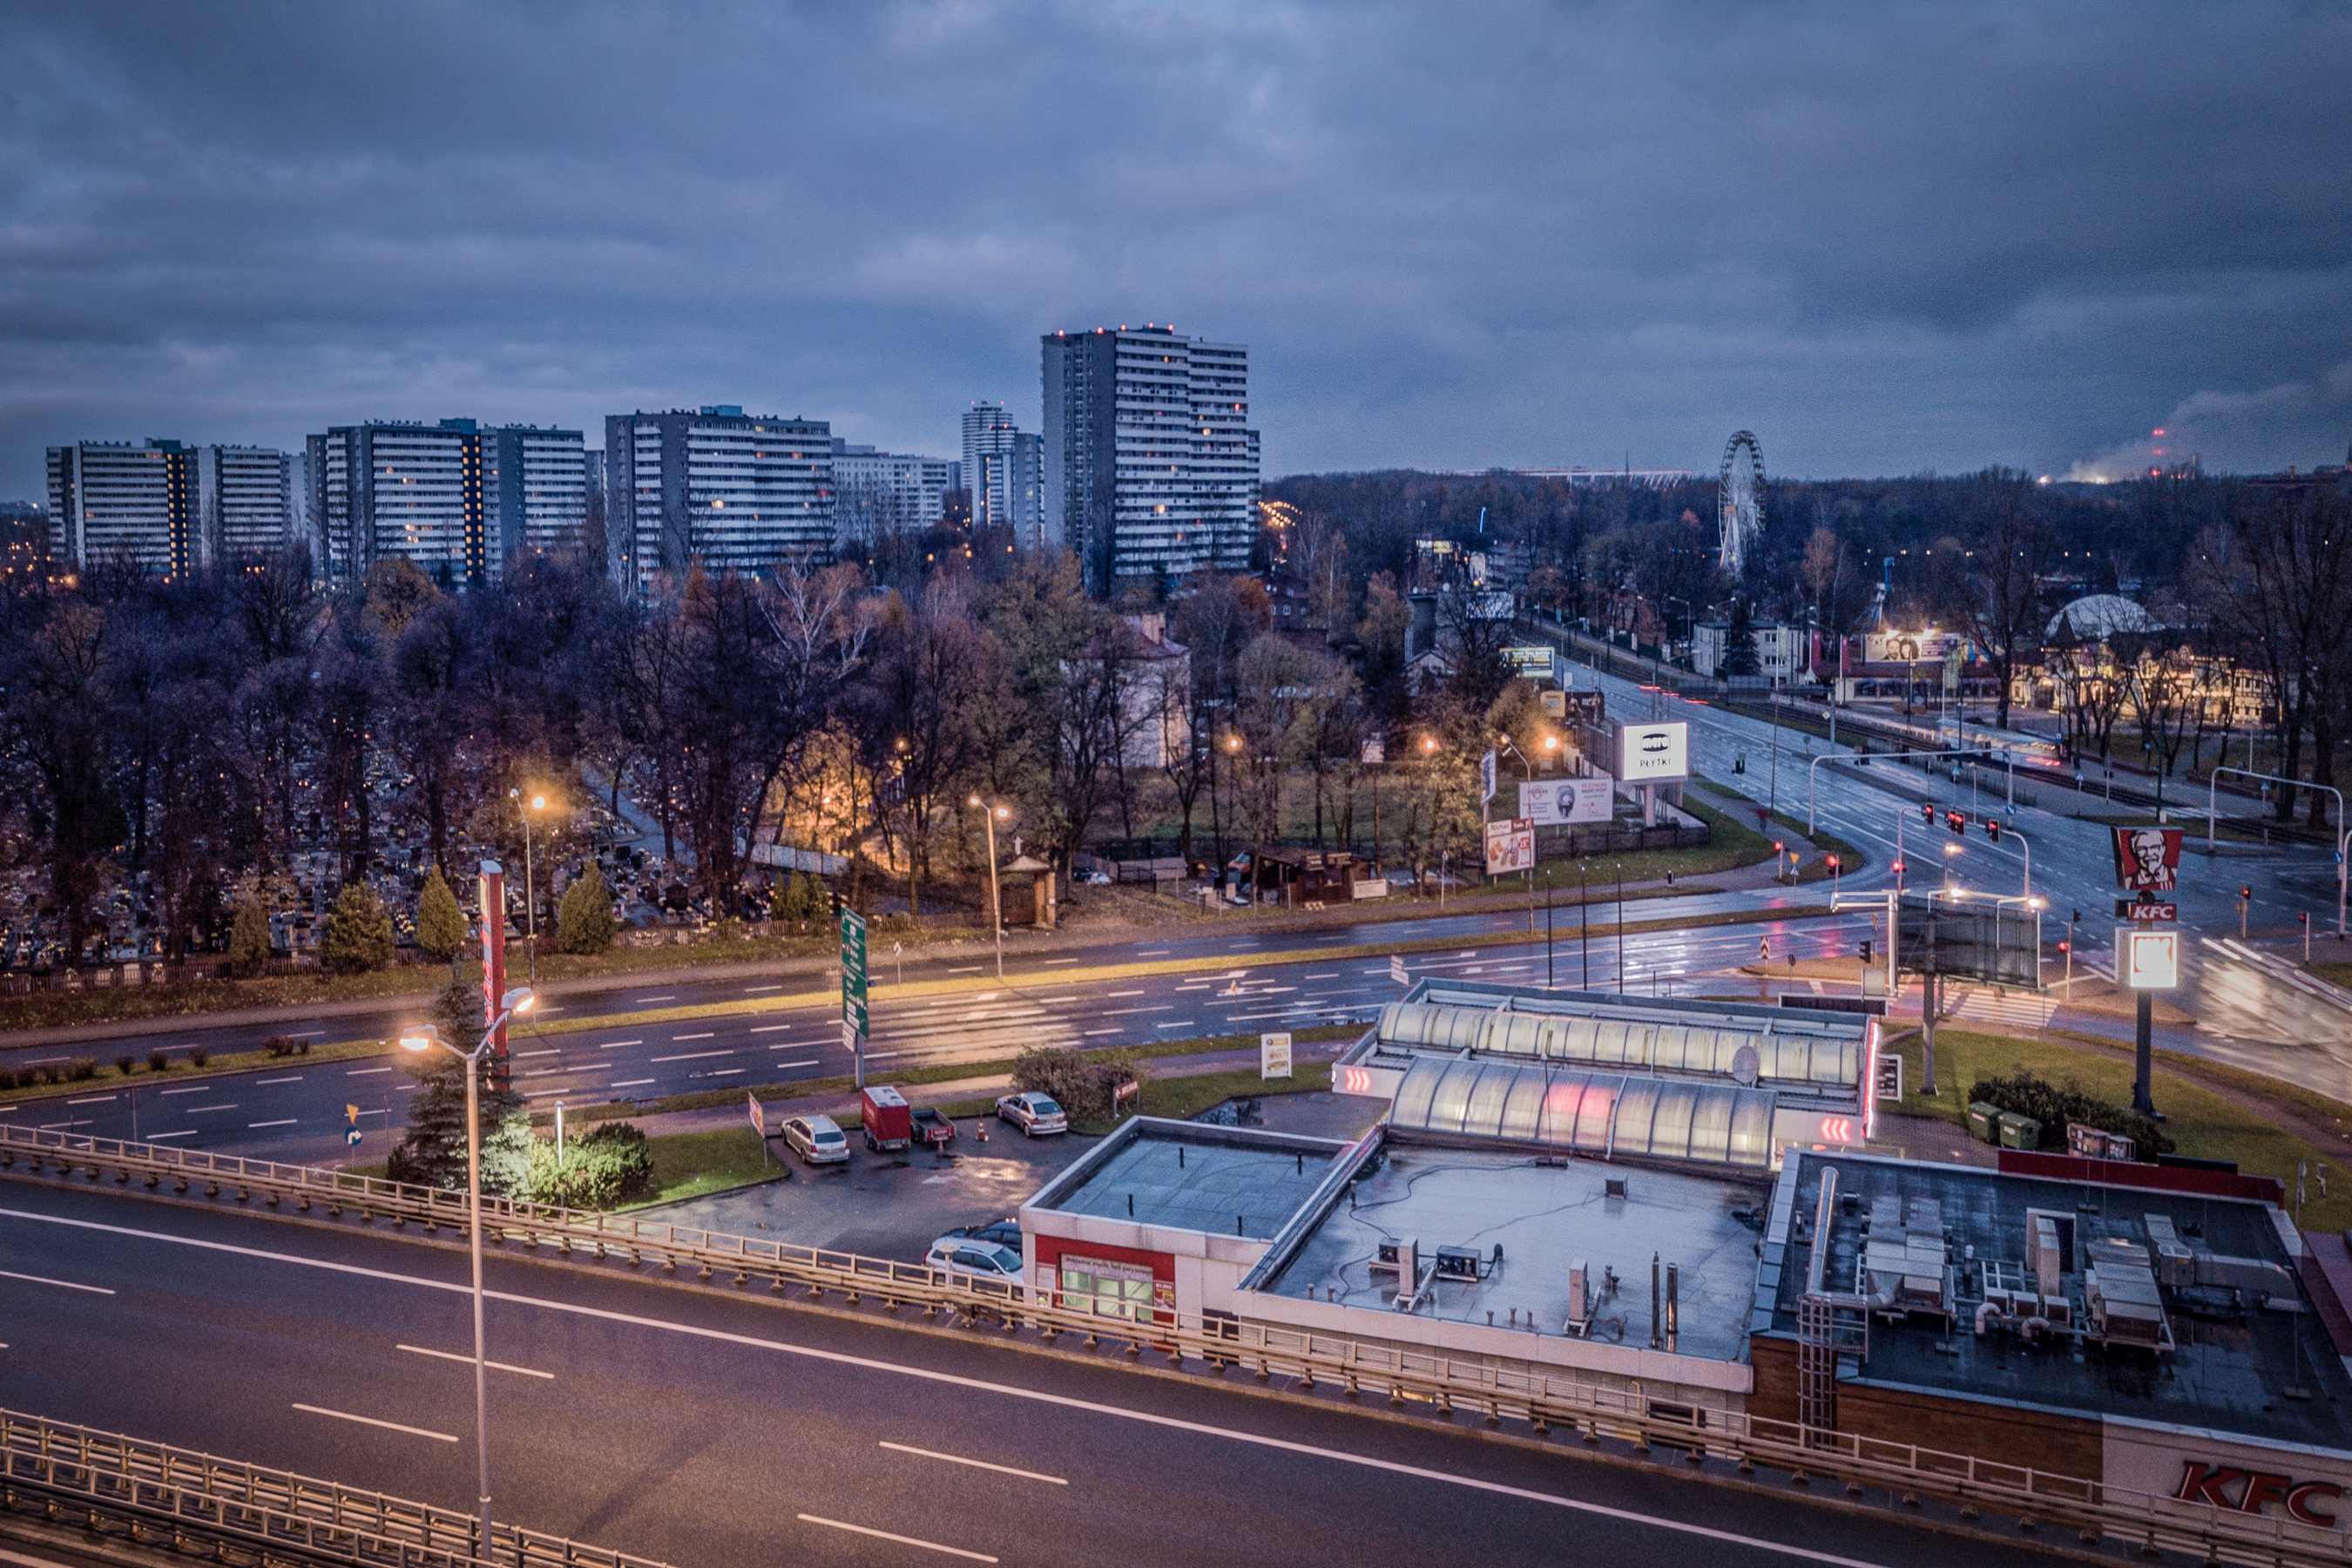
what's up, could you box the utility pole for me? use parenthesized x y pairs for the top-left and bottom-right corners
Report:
(1580, 867), (1590, 988)
(1920, 911), (1938, 1098)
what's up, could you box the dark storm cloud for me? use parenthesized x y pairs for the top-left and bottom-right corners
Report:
(3, 0), (2349, 499)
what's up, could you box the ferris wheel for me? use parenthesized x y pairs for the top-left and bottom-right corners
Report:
(1717, 430), (1765, 577)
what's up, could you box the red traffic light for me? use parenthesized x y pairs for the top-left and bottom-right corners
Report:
(2240, 886), (2253, 900)
(1826, 854), (1841, 869)
(1985, 820), (2003, 843)
(1920, 802), (1934, 821)
(1772, 840), (1784, 853)
(2056, 939), (2071, 952)
(1944, 809), (1966, 835)
(1890, 860), (1906, 875)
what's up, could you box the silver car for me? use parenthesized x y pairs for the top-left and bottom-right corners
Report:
(781, 1113), (850, 1165)
(994, 1092), (1068, 1137)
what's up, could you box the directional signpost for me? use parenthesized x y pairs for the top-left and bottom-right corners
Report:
(840, 905), (869, 1088)
(345, 1102), (362, 1148)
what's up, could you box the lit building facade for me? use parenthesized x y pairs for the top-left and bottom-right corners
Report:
(307, 419), (585, 585)
(46, 439), (200, 577)
(604, 405), (833, 587)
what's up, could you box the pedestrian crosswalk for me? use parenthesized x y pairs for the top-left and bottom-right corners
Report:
(1946, 987), (2058, 1031)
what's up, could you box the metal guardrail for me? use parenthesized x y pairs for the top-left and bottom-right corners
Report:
(0, 1405), (667, 1568)
(2, 1121), (2342, 1568)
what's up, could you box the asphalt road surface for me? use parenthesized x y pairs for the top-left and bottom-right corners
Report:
(0, 1179), (2071, 1568)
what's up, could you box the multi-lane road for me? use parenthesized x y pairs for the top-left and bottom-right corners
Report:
(0, 1178), (2063, 1567)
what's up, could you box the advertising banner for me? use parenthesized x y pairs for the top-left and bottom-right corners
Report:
(1484, 817), (1536, 875)
(1260, 1031), (1293, 1080)
(2121, 927), (2180, 990)
(1520, 778), (1613, 827)
(2112, 826), (2184, 893)
(1612, 721), (1690, 783)
(1863, 631), (1968, 666)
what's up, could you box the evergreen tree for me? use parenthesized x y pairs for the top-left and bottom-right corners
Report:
(1721, 598), (1762, 677)
(321, 882), (395, 973)
(414, 867), (468, 965)
(385, 979), (527, 1192)
(226, 888), (273, 977)
(556, 862), (618, 954)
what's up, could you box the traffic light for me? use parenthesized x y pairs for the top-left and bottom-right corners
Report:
(2072, 908), (2082, 926)
(1944, 809), (1965, 836)
(2240, 885), (2253, 902)
(2056, 939), (2071, 954)
(1772, 840), (1784, 855)
(1984, 819), (2002, 843)
(1826, 853), (1841, 871)
(1890, 859), (1906, 876)
(1921, 801), (1935, 823)
(1859, 938), (1873, 964)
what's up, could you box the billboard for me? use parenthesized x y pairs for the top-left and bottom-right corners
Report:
(1503, 645), (1558, 681)
(2121, 927), (2180, 990)
(1612, 720), (1690, 783)
(1863, 631), (1969, 666)
(1484, 817), (1535, 875)
(2112, 826), (2182, 893)
(1896, 896), (2042, 989)
(1521, 778), (1613, 827)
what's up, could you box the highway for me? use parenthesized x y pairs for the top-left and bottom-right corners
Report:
(0, 1179), (2063, 1568)
(0, 905), (1876, 1165)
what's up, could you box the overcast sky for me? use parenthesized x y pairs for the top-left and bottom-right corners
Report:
(3, 0), (2349, 502)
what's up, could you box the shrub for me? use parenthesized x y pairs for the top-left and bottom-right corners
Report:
(556, 862), (618, 955)
(526, 1119), (655, 1210)
(68, 1058), (98, 1081)
(263, 1036), (295, 1058)
(189, 1046), (209, 1067)
(414, 867), (468, 963)
(0, 1068), (17, 1091)
(116, 1054), (135, 1076)
(321, 882), (395, 974)
(147, 1049), (169, 1073)
(1967, 1071), (2173, 1157)
(1010, 1045), (1145, 1126)
(226, 889), (273, 977)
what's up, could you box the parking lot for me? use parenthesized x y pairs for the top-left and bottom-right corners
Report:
(668, 1091), (1381, 1263)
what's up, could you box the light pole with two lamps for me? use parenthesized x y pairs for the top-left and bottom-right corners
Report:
(396, 983), (537, 1565)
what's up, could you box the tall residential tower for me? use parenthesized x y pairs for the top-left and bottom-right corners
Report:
(604, 405), (833, 587)
(306, 419), (585, 585)
(46, 439), (297, 577)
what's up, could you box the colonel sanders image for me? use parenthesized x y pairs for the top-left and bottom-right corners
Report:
(2122, 828), (2176, 892)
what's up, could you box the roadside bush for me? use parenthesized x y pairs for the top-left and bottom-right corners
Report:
(321, 882), (395, 975)
(414, 867), (468, 964)
(226, 888), (273, 978)
(0, 1068), (18, 1091)
(115, 1054), (135, 1076)
(1010, 1045), (1146, 1126)
(524, 1120), (655, 1210)
(68, 1058), (98, 1081)
(556, 862), (618, 955)
(1967, 1071), (2173, 1157)
(189, 1046), (209, 1067)
(147, 1049), (169, 1073)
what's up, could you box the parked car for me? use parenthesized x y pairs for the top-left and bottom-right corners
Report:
(859, 1085), (912, 1152)
(909, 1105), (956, 1148)
(945, 1219), (1021, 1251)
(1074, 867), (1112, 886)
(995, 1091), (1068, 1137)
(781, 1113), (850, 1166)
(925, 1236), (1024, 1283)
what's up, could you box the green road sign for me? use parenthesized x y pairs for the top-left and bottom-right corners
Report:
(839, 906), (869, 1035)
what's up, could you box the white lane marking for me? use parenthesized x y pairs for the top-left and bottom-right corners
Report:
(1102, 1005), (1173, 1017)
(355, 1108), (387, 1117)
(348, 1067), (391, 1077)
(1138, 948), (1170, 956)
(750, 1025), (795, 1035)
(0, 1266), (114, 1295)
(36, 1120), (91, 1131)
(598, 1039), (644, 1050)
(634, 995), (676, 1003)
(256, 1076), (304, 1085)
(516, 1048), (559, 1058)
(67, 1095), (117, 1105)
(744, 984), (783, 994)
(1042, 958), (1079, 966)
(1152, 1021), (1197, 1031)
(878, 1440), (1068, 1485)
(700, 1068), (745, 1078)
(146, 1130), (197, 1140)
(946, 965), (982, 974)
(186, 1104), (241, 1114)
(1082, 1028), (1120, 1037)
(670, 1031), (715, 1042)
(0, 1205), (1899, 1568)
(248, 1119), (297, 1129)
(1303, 971), (1341, 979)
(862, 1051), (908, 1061)
(1036, 996), (1078, 1004)
(159, 1085), (215, 1096)
(1105, 990), (1146, 998)
(796, 1515), (996, 1564)
(769, 1058), (819, 1068)
(395, 1342), (554, 1379)
(608, 1078), (654, 1089)
(650, 1049), (733, 1064)
(290, 1402), (456, 1443)
(286, 1031), (325, 1038)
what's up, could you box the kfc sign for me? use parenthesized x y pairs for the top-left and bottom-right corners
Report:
(2112, 825), (2182, 893)
(2173, 1462), (2342, 1527)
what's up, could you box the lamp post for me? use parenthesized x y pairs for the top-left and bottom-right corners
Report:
(968, 796), (1009, 979)
(395, 984), (537, 1566)
(509, 789), (546, 983)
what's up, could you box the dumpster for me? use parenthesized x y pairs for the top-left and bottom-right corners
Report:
(1997, 1111), (2042, 1151)
(1967, 1102), (2002, 1143)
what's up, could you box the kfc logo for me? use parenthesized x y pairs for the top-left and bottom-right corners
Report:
(2112, 826), (2182, 893)
(2173, 1462), (2342, 1527)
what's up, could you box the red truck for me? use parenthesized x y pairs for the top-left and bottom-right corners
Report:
(859, 1085), (912, 1153)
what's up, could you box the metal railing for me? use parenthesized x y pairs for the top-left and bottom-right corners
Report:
(3, 1121), (2342, 1568)
(0, 1405), (668, 1568)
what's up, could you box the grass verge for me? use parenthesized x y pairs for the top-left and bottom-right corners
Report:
(1882, 1026), (2352, 1233)
(627, 1126), (786, 1208)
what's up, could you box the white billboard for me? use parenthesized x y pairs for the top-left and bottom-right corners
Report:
(1520, 778), (1613, 827)
(1484, 818), (1536, 875)
(2121, 927), (2180, 990)
(1613, 720), (1690, 783)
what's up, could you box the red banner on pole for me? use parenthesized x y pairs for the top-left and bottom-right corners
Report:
(478, 859), (508, 1088)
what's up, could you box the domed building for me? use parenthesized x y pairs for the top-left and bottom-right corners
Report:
(2046, 593), (2159, 642)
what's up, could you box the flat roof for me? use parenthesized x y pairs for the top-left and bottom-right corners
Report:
(1027, 1119), (1345, 1240)
(1763, 1153), (2352, 1452)
(1254, 1135), (1770, 1362)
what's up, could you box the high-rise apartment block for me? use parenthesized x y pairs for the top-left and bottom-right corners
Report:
(960, 401), (1044, 549)
(1040, 323), (1259, 595)
(306, 419), (586, 585)
(832, 440), (952, 545)
(45, 439), (297, 577)
(604, 405), (833, 587)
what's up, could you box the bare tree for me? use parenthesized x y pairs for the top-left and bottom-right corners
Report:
(1933, 470), (2051, 731)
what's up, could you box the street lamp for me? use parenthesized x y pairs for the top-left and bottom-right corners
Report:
(395, 983), (536, 1565)
(967, 796), (1010, 979)
(508, 789), (547, 983)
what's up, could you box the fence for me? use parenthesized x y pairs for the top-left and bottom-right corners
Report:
(0, 1404), (668, 1568)
(0, 1122), (2342, 1568)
